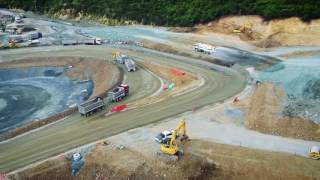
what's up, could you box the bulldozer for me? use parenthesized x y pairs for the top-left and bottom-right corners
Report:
(158, 120), (188, 161)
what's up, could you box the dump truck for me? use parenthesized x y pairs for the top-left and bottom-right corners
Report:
(125, 58), (136, 72)
(78, 97), (105, 117)
(107, 84), (129, 102)
(113, 52), (136, 72)
(83, 38), (102, 45)
(114, 53), (128, 64)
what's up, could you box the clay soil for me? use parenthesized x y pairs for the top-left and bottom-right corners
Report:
(0, 56), (120, 97)
(245, 83), (320, 141)
(10, 139), (320, 180)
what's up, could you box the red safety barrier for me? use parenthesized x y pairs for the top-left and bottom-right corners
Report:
(171, 68), (186, 76)
(111, 104), (128, 113)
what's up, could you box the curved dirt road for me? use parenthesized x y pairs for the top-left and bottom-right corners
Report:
(0, 46), (247, 172)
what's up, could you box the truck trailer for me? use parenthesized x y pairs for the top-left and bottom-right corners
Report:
(114, 52), (136, 72)
(107, 84), (129, 102)
(78, 97), (105, 117)
(115, 54), (129, 64)
(125, 58), (136, 72)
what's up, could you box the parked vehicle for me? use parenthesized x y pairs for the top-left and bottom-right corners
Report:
(155, 130), (174, 144)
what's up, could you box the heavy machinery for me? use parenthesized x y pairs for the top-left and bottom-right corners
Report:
(83, 38), (102, 45)
(158, 120), (188, 160)
(125, 58), (136, 72)
(78, 97), (105, 117)
(107, 84), (129, 102)
(309, 146), (320, 160)
(233, 23), (252, 33)
(113, 52), (136, 72)
(113, 52), (125, 64)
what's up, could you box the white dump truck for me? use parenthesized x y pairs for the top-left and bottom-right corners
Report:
(114, 52), (136, 72)
(193, 43), (215, 54)
(115, 54), (128, 64)
(125, 58), (136, 72)
(78, 97), (105, 117)
(83, 38), (102, 45)
(107, 84), (129, 102)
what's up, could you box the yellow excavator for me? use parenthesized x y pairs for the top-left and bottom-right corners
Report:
(159, 120), (188, 160)
(233, 23), (252, 33)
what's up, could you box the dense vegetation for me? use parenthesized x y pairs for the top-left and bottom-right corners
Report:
(1, 0), (319, 26)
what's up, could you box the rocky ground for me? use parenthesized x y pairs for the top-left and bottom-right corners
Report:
(245, 83), (320, 141)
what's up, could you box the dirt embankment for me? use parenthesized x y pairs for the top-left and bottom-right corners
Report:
(10, 139), (319, 180)
(0, 56), (120, 97)
(246, 83), (320, 140)
(196, 16), (320, 48)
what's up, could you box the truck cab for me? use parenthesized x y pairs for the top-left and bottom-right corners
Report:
(15, 16), (23, 23)
(155, 130), (174, 144)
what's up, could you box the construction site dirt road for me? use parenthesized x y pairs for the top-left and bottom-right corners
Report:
(0, 45), (247, 172)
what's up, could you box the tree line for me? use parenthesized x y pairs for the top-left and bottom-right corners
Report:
(0, 0), (319, 26)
